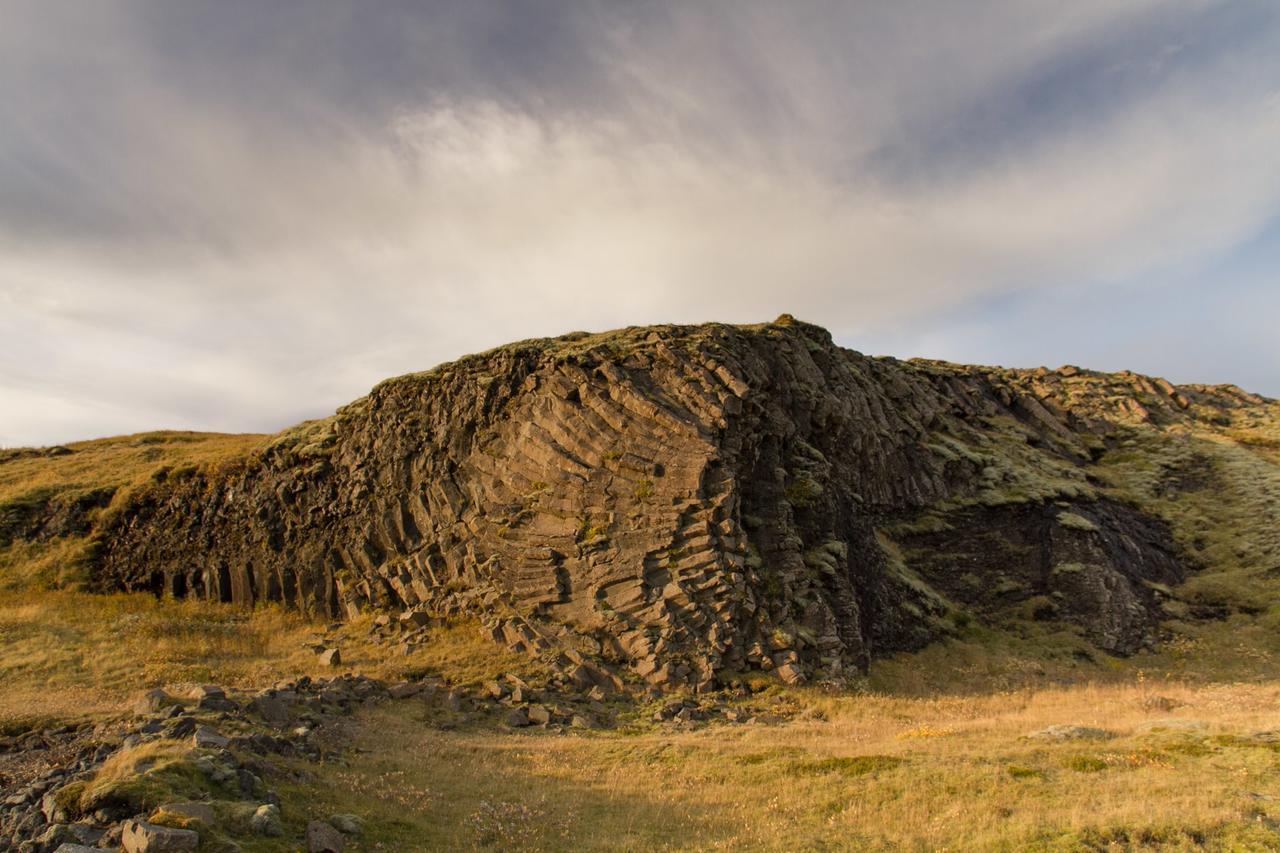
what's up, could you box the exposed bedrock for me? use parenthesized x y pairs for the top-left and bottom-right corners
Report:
(92, 316), (1209, 689)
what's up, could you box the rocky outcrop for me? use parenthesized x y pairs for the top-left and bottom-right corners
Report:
(74, 317), (1273, 688)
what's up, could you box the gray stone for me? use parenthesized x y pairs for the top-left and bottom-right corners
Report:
(387, 682), (421, 700)
(157, 801), (215, 825)
(121, 819), (199, 852)
(504, 707), (531, 728)
(192, 725), (229, 749)
(306, 820), (345, 852)
(329, 813), (364, 835)
(134, 688), (177, 715)
(249, 803), (283, 836)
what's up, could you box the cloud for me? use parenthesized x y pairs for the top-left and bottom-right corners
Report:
(1, 1), (1278, 446)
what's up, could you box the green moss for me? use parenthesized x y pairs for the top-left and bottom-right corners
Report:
(1056, 511), (1098, 532)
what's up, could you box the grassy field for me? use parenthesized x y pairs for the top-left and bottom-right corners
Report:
(278, 677), (1280, 851)
(5, 587), (1280, 850)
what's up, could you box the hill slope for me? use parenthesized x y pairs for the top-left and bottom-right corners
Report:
(4, 316), (1278, 693)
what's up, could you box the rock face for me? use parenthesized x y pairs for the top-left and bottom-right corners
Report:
(80, 317), (1275, 688)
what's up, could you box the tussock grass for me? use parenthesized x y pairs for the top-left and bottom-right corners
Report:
(0, 589), (548, 729)
(281, 679), (1280, 850)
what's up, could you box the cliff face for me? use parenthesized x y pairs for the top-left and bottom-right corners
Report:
(66, 317), (1277, 689)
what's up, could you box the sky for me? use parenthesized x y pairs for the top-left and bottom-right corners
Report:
(2, 1), (1279, 447)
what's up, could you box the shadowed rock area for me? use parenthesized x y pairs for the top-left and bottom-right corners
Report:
(63, 316), (1274, 690)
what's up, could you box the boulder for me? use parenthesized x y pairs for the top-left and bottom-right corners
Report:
(250, 803), (283, 836)
(387, 682), (422, 700)
(156, 801), (215, 824)
(527, 704), (552, 726)
(121, 819), (199, 852)
(330, 813), (364, 836)
(192, 725), (229, 749)
(134, 688), (177, 715)
(306, 819), (346, 852)
(318, 648), (341, 667)
(504, 707), (531, 728)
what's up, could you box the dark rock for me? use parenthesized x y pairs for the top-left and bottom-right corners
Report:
(306, 820), (345, 852)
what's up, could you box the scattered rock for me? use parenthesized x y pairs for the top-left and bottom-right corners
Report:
(156, 801), (216, 825)
(318, 648), (342, 667)
(192, 726), (230, 749)
(134, 688), (177, 715)
(250, 803), (283, 836)
(121, 819), (199, 852)
(330, 813), (364, 836)
(306, 819), (346, 852)
(387, 682), (421, 700)
(504, 707), (531, 728)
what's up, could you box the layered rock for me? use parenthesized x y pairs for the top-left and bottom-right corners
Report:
(82, 316), (1272, 688)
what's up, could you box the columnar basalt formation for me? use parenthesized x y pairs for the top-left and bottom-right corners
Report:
(80, 317), (1274, 689)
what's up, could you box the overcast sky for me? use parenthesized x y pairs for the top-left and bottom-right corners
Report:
(2, 1), (1278, 446)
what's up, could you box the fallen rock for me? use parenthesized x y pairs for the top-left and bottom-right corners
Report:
(330, 813), (364, 836)
(527, 704), (552, 726)
(775, 662), (806, 685)
(306, 819), (346, 852)
(121, 819), (199, 852)
(156, 801), (215, 825)
(318, 648), (342, 667)
(387, 682), (422, 700)
(192, 725), (230, 749)
(504, 707), (531, 728)
(134, 688), (177, 715)
(250, 803), (283, 836)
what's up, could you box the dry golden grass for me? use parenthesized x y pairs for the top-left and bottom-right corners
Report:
(0, 430), (264, 505)
(0, 590), (543, 729)
(283, 679), (1280, 851)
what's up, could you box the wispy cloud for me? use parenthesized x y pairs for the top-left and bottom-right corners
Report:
(2, 1), (1278, 446)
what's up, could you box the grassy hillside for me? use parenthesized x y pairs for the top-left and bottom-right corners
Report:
(2, 346), (1279, 850)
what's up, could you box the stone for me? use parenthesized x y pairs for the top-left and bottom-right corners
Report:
(53, 845), (103, 853)
(527, 704), (552, 726)
(250, 803), (283, 836)
(249, 696), (290, 725)
(570, 714), (595, 729)
(83, 319), (1235, 690)
(156, 801), (216, 825)
(165, 716), (196, 739)
(504, 707), (531, 728)
(192, 725), (230, 749)
(134, 688), (177, 715)
(188, 685), (225, 701)
(121, 819), (199, 852)
(387, 682), (422, 700)
(774, 662), (805, 685)
(306, 820), (345, 852)
(329, 813), (364, 835)
(318, 648), (341, 667)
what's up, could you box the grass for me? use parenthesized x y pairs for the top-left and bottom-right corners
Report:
(0, 431), (263, 590)
(273, 679), (1280, 851)
(0, 590), (544, 729)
